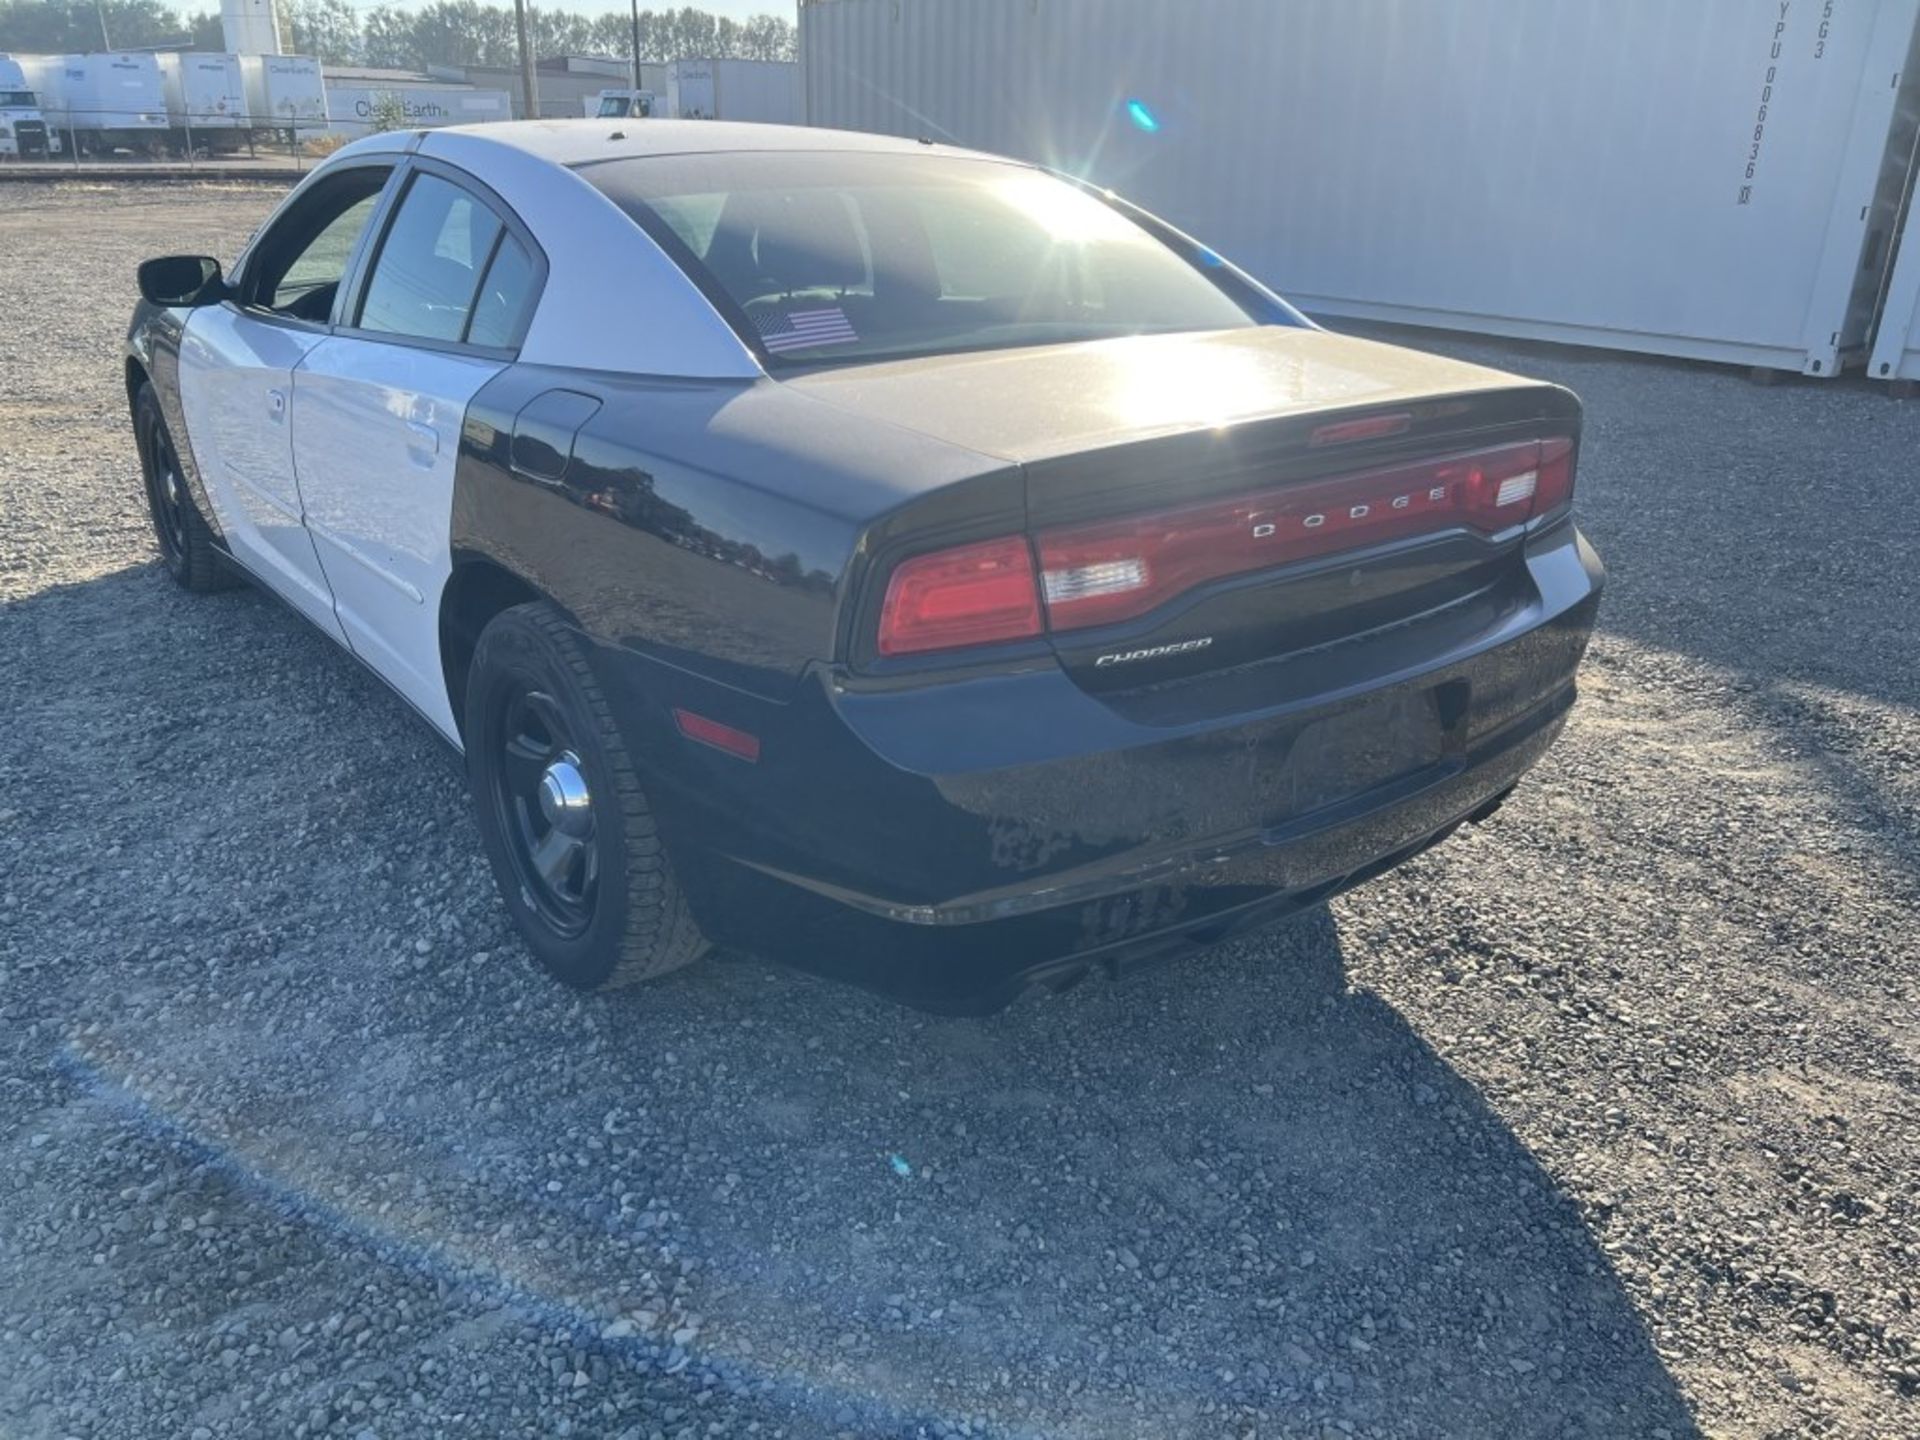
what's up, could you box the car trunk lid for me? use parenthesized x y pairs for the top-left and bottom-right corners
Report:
(788, 327), (1580, 694)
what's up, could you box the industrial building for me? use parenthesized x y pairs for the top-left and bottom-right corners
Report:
(434, 55), (665, 120)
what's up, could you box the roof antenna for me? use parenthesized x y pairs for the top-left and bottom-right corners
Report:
(609, 130), (627, 140)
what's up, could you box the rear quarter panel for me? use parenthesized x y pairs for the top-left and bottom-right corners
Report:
(450, 363), (1013, 698)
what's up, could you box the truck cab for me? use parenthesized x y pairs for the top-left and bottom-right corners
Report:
(0, 57), (57, 157)
(589, 88), (655, 119)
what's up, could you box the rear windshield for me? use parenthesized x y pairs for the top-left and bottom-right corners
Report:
(579, 151), (1266, 366)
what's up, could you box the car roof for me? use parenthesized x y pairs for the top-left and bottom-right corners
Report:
(416, 118), (1010, 170)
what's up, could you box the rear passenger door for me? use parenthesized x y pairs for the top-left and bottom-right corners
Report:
(290, 161), (542, 742)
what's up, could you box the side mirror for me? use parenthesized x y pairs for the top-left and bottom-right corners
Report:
(137, 255), (227, 308)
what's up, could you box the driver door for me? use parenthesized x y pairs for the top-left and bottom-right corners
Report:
(176, 161), (395, 642)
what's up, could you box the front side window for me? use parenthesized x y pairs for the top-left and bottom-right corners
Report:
(358, 172), (503, 343)
(597, 96), (631, 117)
(581, 151), (1265, 366)
(247, 167), (391, 322)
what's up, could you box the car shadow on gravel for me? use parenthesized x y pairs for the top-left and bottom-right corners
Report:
(65, 920), (1704, 1435)
(584, 916), (1707, 1437)
(10, 564), (1704, 1437)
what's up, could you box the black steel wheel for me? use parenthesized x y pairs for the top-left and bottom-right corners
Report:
(134, 383), (232, 592)
(466, 601), (710, 990)
(491, 686), (599, 939)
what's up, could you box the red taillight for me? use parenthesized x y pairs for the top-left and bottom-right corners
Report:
(876, 535), (1044, 656)
(873, 438), (1573, 654)
(1531, 436), (1575, 516)
(1036, 439), (1573, 632)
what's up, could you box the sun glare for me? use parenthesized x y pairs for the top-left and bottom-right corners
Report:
(994, 172), (1136, 244)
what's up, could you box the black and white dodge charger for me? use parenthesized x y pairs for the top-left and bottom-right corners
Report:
(126, 120), (1604, 1012)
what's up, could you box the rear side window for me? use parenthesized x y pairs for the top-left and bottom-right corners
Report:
(466, 233), (537, 348)
(358, 172), (502, 343)
(651, 191), (725, 256)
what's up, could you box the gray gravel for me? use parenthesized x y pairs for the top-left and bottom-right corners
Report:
(1, 180), (1916, 1439)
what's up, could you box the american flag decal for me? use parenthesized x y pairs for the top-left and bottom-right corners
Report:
(755, 306), (858, 354)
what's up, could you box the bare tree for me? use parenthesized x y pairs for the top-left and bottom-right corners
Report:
(739, 13), (791, 61)
(0, 1), (805, 70)
(282, 0), (361, 65)
(360, 5), (416, 68)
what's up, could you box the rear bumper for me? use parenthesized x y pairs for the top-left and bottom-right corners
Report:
(596, 521), (1604, 1011)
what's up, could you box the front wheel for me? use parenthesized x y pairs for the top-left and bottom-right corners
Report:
(465, 601), (710, 990)
(135, 383), (233, 592)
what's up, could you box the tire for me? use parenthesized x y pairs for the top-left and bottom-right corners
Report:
(135, 383), (234, 593)
(465, 601), (710, 990)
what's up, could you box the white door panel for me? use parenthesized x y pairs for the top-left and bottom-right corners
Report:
(177, 305), (345, 642)
(290, 336), (504, 742)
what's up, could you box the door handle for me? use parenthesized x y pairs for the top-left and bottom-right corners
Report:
(267, 387), (287, 421)
(405, 420), (440, 466)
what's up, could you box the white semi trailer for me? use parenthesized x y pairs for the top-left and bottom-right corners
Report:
(158, 52), (249, 150)
(30, 52), (168, 155)
(239, 53), (327, 143)
(664, 59), (797, 122)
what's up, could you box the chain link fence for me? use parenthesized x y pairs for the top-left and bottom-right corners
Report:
(0, 106), (356, 172)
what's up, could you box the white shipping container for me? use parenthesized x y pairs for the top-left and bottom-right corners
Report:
(159, 53), (247, 129)
(668, 58), (797, 123)
(34, 52), (167, 133)
(665, 60), (712, 117)
(324, 85), (511, 138)
(802, 0), (1920, 375)
(241, 53), (327, 129)
(1867, 194), (1920, 381)
(1866, 80), (1920, 382)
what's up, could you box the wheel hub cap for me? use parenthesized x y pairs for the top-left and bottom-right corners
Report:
(537, 752), (592, 837)
(163, 467), (181, 506)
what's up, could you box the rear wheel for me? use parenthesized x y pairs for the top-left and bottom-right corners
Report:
(135, 383), (233, 592)
(465, 601), (709, 990)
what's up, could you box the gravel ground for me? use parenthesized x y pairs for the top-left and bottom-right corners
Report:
(1, 181), (1915, 1440)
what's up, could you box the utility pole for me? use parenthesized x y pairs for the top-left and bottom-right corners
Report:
(96, 1), (112, 49)
(630, 0), (642, 90)
(512, 0), (539, 121)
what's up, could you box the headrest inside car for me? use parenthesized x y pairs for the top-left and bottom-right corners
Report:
(751, 191), (867, 295)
